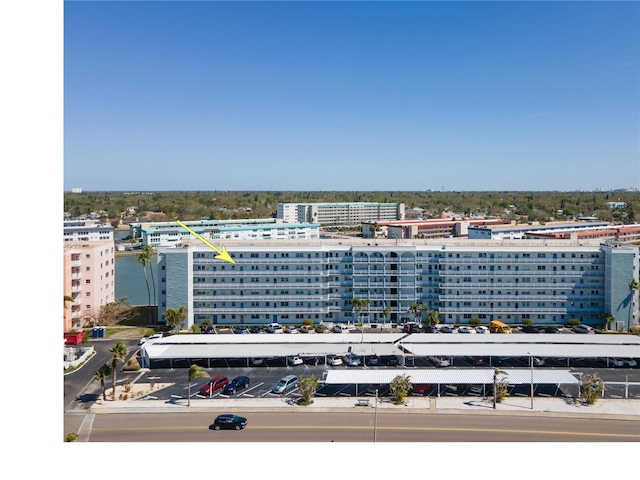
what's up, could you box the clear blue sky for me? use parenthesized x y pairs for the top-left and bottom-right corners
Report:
(63, 0), (639, 192)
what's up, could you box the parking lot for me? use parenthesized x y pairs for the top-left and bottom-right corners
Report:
(130, 356), (640, 403)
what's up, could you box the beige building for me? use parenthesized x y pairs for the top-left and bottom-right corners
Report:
(63, 240), (116, 332)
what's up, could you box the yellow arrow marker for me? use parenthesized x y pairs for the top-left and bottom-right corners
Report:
(176, 220), (236, 264)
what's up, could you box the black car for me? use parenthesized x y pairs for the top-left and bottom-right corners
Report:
(522, 325), (540, 333)
(210, 414), (248, 431)
(423, 325), (438, 333)
(380, 355), (400, 366)
(223, 376), (250, 395)
(544, 326), (559, 333)
(249, 326), (262, 334)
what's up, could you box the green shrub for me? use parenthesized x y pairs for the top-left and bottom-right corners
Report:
(522, 318), (533, 326)
(65, 433), (78, 442)
(469, 318), (481, 326)
(567, 318), (580, 326)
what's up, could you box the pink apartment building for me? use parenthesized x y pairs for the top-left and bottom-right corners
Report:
(63, 240), (116, 332)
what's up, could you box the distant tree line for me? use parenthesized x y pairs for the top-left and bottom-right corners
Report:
(64, 190), (640, 225)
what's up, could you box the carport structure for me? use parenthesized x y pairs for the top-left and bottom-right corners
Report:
(324, 368), (580, 397)
(139, 332), (640, 368)
(398, 333), (640, 367)
(139, 333), (406, 368)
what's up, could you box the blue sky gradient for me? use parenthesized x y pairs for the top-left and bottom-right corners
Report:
(63, 1), (640, 191)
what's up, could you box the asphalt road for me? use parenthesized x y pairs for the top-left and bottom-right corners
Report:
(84, 411), (640, 442)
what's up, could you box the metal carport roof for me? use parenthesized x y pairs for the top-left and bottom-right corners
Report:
(141, 342), (404, 360)
(324, 369), (579, 385)
(399, 343), (640, 358)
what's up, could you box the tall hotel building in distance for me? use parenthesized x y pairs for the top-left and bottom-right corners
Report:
(277, 202), (405, 226)
(157, 239), (639, 332)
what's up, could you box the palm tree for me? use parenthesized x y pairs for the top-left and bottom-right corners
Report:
(409, 302), (428, 323)
(109, 341), (129, 401)
(187, 364), (208, 407)
(382, 306), (391, 326)
(162, 305), (188, 331)
(93, 364), (112, 401)
(351, 297), (370, 325)
(63, 295), (74, 309)
(141, 245), (157, 317)
(137, 247), (153, 324)
(426, 309), (440, 326)
(493, 367), (509, 409)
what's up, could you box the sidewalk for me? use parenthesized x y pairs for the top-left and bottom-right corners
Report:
(90, 393), (640, 420)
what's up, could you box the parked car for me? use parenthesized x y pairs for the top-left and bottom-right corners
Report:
(466, 356), (485, 366)
(343, 353), (362, 367)
(300, 325), (316, 334)
(250, 358), (264, 366)
(440, 326), (457, 333)
(403, 322), (423, 334)
(284, 326), (299, 334)
(572, 324), (595, 334)
(233, 326), (249, 334)
(327, 354), (343, 366)
(210, 414), (247, 431)
(249, 325), (262, 334)
(379, 355), (400, 366)
(544, 326), (560, 333)
(475, 326), (490, 334)
(332, 324), (350, 333)
(223, 376), (250, 395)
(199, 376), (229, 396)
(602, 358), (624, 367)
(622, 358), (638, 367)
(315, 324), (331, 334)
(272, 375), (299, 394)
(429, 356), (451, 367)
(423, 325), (438, 333)
(366, 355), (380, 366)
(267, 323), (284, 334)
(469, 384), (484, 395)
(532, 357), (545, 367)
(411, 384), (431, 396)
(522, 325), (541, 333)
(458, 326), (476, 334)
(287, 355), (304, 366)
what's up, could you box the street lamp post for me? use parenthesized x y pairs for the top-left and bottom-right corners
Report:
(373, 388), (378, 442)
(529, 352), (534, 410)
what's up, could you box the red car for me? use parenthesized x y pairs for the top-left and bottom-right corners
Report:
(199, 376), (229, 396)
(411, 384), (431, 396)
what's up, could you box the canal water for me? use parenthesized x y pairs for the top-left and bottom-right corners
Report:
(114, 230), (155, 307)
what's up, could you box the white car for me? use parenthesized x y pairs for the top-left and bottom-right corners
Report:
(267, 323), (284, 334)
(327, 354), (343, 366)
(284, 326), (299, 334)
(287, 355), (304, 366)
(532, 357), (545, 367)
(458, 326), (476, 334)
(440, 326), (458, 334)
(332, 324), (350, 333)
(475, 326), (490, 334)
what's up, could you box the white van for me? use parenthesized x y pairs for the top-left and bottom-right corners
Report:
(332, 324), (350, 333)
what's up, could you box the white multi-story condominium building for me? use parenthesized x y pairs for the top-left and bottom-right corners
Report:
(133, 219), (321, 248)
(277, 202), (405, 226)
(63, 240), (116, 331)
(64, 220), (114, 243)
(157, 239), (639, 332)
